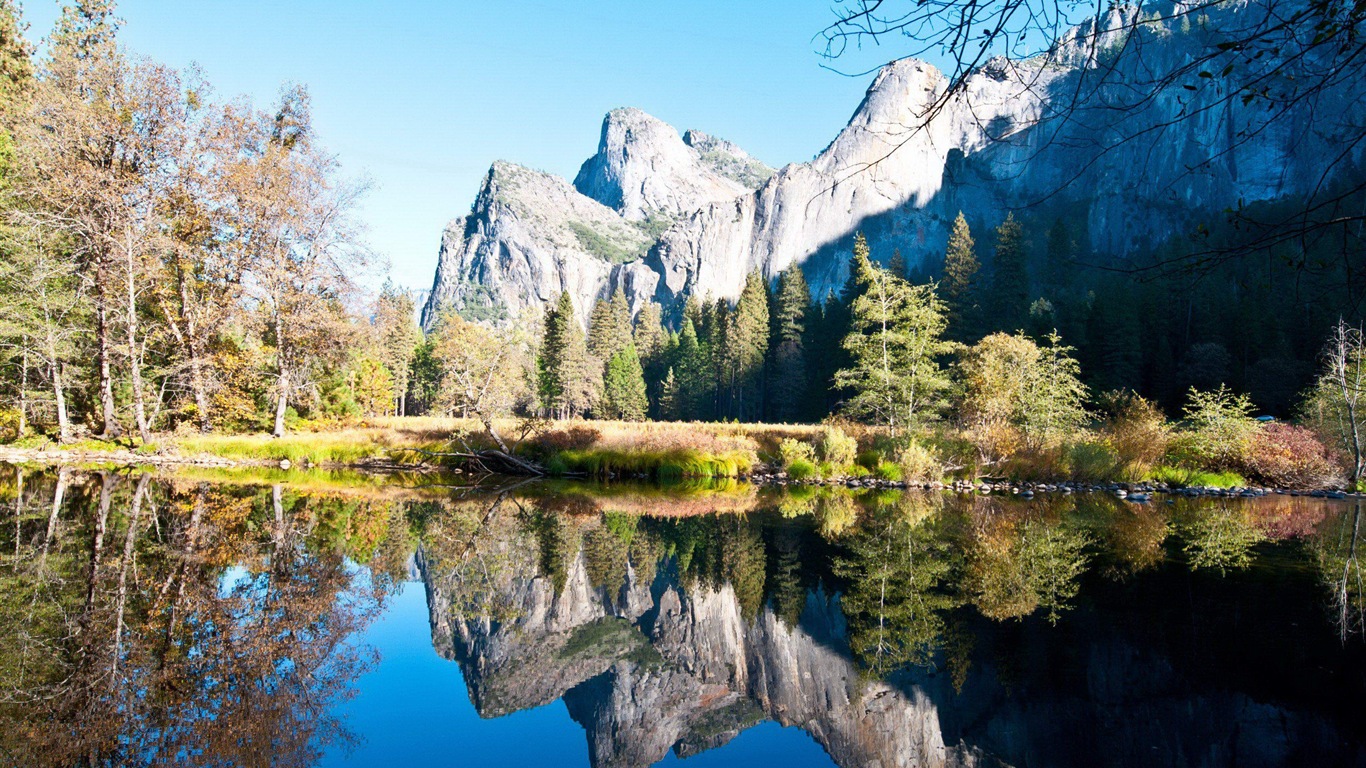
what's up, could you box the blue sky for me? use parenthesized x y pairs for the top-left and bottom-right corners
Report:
(20, 1), (910, 297)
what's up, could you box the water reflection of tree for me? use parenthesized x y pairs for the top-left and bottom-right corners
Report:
(1313, 502), (1364, 643)
(423, 494), (534, 624)
(643, 514), (768, 617)
(1178, 502), (1268, 574)
(0, 472), (391, 767)
(966, 501), (1090, 624)
(834, 496), (959, 676)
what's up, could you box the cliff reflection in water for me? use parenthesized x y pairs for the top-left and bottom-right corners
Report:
(1, 469), (1363, 767)
(418, 481), (1366, 768)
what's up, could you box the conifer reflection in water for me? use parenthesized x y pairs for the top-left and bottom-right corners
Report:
(1, 470), (1364, 767)
(0, 468), (398, 767)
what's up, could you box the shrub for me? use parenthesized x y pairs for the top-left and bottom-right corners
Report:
(1243, 423), (1342, 489)
(1175, 385), (1258, 471)
(1099, 391), (1172, 479)
(1066, 439), (1121, 483)
(787, 458), (818, 481)
(856, 450), (881, 470)
(0, 409), (20, 443)
(965, 419), (1023, 465)
(534, 425), (602, 453)
(778, 438), (816, 469)
(816, 426), (857, 469)
(896, 439), (943, 482)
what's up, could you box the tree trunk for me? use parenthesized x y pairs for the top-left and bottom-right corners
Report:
(18, 341), (27, 438)
(188, 349), (211, 433)
(13, 467), (22, 562)
(39, 467), (67, 572)
(96, 293), (119, 438)
(174, 273), (213, 433)
(48, 329), (70, 442)
(273, 368), (290, 438)
(482, 416), (510, 453)
(112, 474), (148, 681)
(126, 249), (152, 444)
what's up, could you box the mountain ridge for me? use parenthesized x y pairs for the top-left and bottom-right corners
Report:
(423, 0), (1366, 328)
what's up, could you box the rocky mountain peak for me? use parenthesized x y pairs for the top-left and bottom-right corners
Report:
(426, 0), (1365, 328)
(573, 107), (771, 222)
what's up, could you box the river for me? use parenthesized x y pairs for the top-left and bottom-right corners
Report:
(0, 468), (1361, 767)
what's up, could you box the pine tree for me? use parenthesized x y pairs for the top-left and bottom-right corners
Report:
(587, 288), (631, 363)
(632, 299), (667, 409)
(43, 0), (125, 438)
(1044, 218), (1074, 295)
(600, 344), (649, 421)
(806, 291), (844, 420)
(824, 233), (876, 414)
(990, 212), (1029, 332)
(633, 300), (666, 364)
(888, 248), (907, 280)
(0, 0), (32, 110)
(726, 270), (769, 421)
(942, 211), (980, 341)
(48, 0), (120, 94)
(696, 298), (727, 419)
(768, 266), (810, 422)
(835, 265), (954, 430)
(373, 281), (419, 415)
(538, 292), (597, 418)
(658, 366), (680, 420)
(842, 232), (875, 305)
(673, 317), (706, 420)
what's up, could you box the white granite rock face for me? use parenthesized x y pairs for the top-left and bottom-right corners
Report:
(422, 112), (772, 328)
(423, 0), (1366, 326)
(572, 108), (764, 223)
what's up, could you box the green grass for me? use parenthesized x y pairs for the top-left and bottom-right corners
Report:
(1147, 465), (1247, 488)
(550, 447), (754, 480)
(786, 458), (817, 481)
(172, 433), (397, 465)
(874, 462), (903, 482)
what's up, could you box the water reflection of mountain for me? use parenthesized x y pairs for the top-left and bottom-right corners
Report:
(2, 469), (1362, 767)
(418, 494), (1366, 768)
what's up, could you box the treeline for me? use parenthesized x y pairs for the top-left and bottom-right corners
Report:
(0, 1), (423, 440)
(430, 223), (1363, 485)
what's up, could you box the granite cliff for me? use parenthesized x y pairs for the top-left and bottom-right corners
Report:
(422, 0), (1366, 327)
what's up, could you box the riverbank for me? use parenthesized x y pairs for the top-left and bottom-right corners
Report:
(0, 415), (1356, 495)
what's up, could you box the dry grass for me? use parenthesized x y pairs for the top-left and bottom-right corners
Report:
(13, 416), (885, 476)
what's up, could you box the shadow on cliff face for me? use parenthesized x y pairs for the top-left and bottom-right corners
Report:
(417, 486), (1366, 768)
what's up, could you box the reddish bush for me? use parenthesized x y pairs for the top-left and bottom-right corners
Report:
(532, 425), (601, 452)
(1243, 423), (1343, 489)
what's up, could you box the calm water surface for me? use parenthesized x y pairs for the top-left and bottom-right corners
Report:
(0, 468), (1362, 767)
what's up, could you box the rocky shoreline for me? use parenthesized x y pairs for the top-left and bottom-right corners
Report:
(745, 467), (1358, 501)
(1, 446), (1355, 499)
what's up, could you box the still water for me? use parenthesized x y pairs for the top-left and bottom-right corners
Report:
(0, 468), (1362, 767)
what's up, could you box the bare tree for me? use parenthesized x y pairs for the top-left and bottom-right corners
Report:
(1306, 319), (1365, 483)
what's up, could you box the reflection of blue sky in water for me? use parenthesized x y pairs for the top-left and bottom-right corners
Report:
(217, 564), (251, 599)
(321, 577), (588, 767)
(653, 722), (833, 767)
(324, 576), (838, 767)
